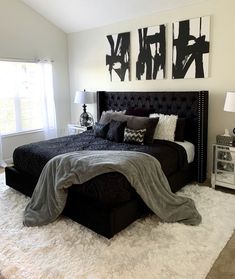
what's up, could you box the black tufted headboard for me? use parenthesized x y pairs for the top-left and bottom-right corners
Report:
(97, 91), (208, 182)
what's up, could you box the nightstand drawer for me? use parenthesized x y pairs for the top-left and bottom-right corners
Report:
(216, 172), (234, 185)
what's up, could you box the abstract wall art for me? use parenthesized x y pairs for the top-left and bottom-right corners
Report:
(106, 32), (130, 82)
(172, 16), (210, 79)
(136, 24), (166, 80)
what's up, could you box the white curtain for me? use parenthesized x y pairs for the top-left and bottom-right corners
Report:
(38, 62), (57, 140)
(0, 133), (6, 168)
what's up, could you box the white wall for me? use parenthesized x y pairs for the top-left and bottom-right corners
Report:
(68, 0), (235, 177)
(0, 0), (70, 162)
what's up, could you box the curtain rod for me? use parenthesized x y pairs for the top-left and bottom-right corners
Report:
(0, 57), (54, 63)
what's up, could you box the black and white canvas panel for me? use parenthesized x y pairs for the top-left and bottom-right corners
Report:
(106, 32), (130, 82)
(172, 16), (210, 79)
(136, 24), (166, 80)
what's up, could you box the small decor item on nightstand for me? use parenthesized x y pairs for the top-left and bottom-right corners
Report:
(216, 134), (234, 146)
(74, 90), (95, 127)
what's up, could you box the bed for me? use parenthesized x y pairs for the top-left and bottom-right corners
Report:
(5, 90), (208, 238)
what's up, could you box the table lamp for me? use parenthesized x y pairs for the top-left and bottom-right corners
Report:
(224, 91), (235, 135)
(74, 90), (94, 127)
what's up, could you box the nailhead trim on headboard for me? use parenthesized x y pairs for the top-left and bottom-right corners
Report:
(197, 91), (208, 182)
(97, 91), (208, 182)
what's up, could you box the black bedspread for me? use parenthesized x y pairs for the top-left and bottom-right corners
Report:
(12, 130), (189, 205)
(14, 130), (188, 177)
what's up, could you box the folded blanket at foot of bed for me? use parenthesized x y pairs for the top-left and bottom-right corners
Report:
(24, 150), (201, 227)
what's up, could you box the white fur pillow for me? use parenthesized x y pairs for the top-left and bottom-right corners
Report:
(149, 113), (178, 141)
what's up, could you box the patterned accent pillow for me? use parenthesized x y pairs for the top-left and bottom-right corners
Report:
(149, 113), (178, 141)
(94, 122), (110, 138)
(123, 127), (146, 145)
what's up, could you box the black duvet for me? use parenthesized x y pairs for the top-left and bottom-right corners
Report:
(13, 130), (188, 205)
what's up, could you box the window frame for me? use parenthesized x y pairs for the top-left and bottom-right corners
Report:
(0, 59), (53, 136)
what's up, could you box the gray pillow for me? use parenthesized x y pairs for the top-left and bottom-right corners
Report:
(99, 110), (126, 125)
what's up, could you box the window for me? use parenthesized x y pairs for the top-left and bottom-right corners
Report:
(0, 60), (55, 135)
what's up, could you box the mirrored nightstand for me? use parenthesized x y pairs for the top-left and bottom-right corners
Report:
(211, 144), (235, 190)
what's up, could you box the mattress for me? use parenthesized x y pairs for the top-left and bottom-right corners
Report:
(175, 140), (195, 163)
(12, 130), (189, 205)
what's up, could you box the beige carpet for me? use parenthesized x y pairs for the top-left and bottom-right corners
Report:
(206, 230), (235, 279)
(205, 184), (235, 279)
(0, 168), (235, 279)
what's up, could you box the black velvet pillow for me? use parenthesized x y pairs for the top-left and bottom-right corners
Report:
(174, 118), (186, 142)
(125, 108), (155, 117)
(94, 122), (110, 138)
(127, 116), (159, 144)
(106, 120), (127, 143)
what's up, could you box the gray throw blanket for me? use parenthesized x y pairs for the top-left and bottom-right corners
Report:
(24, 151), (201, 227)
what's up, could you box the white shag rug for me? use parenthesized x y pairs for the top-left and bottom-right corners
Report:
(0, 173), (235, 279)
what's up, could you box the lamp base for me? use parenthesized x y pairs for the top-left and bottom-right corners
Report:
(80, 111), (94, 127)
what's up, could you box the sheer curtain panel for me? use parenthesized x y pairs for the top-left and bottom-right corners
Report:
(0, 134), (6, 168)
(38, 62), (57, 139)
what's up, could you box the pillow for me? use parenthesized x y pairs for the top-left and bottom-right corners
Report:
(123, 127), (146, 145)
(175, 118), (186, 142)
(149, 113), (178, 141)
(127, 116), (159, 144)
(94, 122), (110, 138)
(99, 113), (158, 144)
(99, 110), (126, 125)
(106, 120), (127, 143)
(125, 108), (155, 117)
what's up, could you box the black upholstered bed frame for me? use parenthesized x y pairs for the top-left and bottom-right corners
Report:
(5, 90), (208, 238)
(97, 90), (208, 182)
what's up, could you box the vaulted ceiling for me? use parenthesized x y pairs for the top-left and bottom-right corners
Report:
(21, 0), (206, 33)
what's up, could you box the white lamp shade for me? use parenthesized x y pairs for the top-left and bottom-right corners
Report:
(74, 90), (94, 104)
(224, 91), (235, 112)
